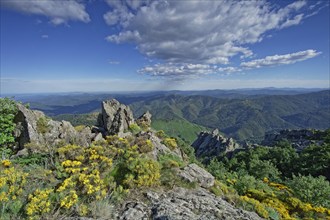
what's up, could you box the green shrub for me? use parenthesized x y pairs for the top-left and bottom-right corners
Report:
(163, 138), (177, 150)
(158, 153), (184, 169)
(286, 174), (330, 208)
(156, 130), (166, 138)
(128, 123), (141, 134)
(0, 98), (18, 156)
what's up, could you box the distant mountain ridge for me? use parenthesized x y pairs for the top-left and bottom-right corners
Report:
(130, 90), (330, 142)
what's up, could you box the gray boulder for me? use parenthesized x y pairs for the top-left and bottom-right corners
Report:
(179, 163), (215, 188)
(13, 103), (92, 152)
(114, 187), (263, 220)
(98, 99), (134, 136)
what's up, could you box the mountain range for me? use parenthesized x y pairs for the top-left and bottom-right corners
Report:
(10, 89), (330, 143)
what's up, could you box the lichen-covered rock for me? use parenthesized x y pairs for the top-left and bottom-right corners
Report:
(120, 202), (149, 220)
(192, 129), (241, 158)
(136, 111), (152, 128)
(13, 103), (92, 152)
(14, 103), (46, 149)
(179, 163), (215, 188)
(98, 99), (134, 137)
(114, 187), (263, 220)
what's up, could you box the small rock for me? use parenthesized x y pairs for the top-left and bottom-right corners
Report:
(179, 163), (215, 188)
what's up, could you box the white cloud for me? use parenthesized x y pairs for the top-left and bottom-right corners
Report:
(1, 0), (90, 25)
(103, 0), (323, 79)
(139, 63), (217, 79)
(41, 34), (48, 39)
(241, 50), (321, 69)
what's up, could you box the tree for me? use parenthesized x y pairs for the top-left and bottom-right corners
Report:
(0, 98), (17, 156)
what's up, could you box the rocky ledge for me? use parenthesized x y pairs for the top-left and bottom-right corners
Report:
(116, 187), (263, 220)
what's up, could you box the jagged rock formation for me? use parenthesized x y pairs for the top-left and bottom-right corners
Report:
(14, 103), (92, 152)
(116, 187), (263, 220)
(136, 111), (152, 128)
(262, 129), (323, 151)
(192, 129), (240, 158)
(179, 163), (215, 188)
(98, 99), (134, 136)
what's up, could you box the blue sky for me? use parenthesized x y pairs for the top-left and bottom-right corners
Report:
(0, 0), (329, 94)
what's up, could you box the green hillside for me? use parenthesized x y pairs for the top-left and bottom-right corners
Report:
(130, 90), (330, 142)
(151, 119), (208, 144)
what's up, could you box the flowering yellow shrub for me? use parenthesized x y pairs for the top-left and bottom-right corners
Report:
(56, 144), (113, 208)
(0, 166), (27, 203)
(123, 157), (161, 188)
(240, 195), (269, 218)
(60, 190), (78, 209)
(163, 138), (177, 150)
(241, 182), (330, 219)
(1, 159), (11, 167)
(26, 188), (53, 219)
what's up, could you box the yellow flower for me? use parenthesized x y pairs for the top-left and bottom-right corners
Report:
(1, 159), (11, 167)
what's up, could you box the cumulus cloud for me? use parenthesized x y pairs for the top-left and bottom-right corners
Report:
(103, 0), (323, 79)
(1, 0), (90, 25)
(241, 50), (321, 69)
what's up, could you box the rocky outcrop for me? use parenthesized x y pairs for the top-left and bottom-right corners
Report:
(98, 99), (134, 136)
(262, 129), (323, 151)
(192, 129), (240, 158)
(137, 131), (184, 161)
(14, 103), (92, 152)
(179, 163), (215, 188)
(115, 187), (263, 220)
(136, 111), (152, 128)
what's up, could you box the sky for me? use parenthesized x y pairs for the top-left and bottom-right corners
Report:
(0, 0), (329, 94)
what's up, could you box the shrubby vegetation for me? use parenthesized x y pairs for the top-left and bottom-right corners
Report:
(207, 139), (330, 219)
(0, 135), (161, 219)
(0, 98), (18, 156)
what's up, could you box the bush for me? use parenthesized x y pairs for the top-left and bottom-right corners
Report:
(286, 174), (330, 208)
(123, 157), (161, 188)
(0, 98), (18, 156)
(163, 138), (177, 150)
(128, 123), (141, 134)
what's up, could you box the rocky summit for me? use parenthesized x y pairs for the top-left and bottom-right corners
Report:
(192, 129), (241, 158)
(98, 99), (135, 137)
